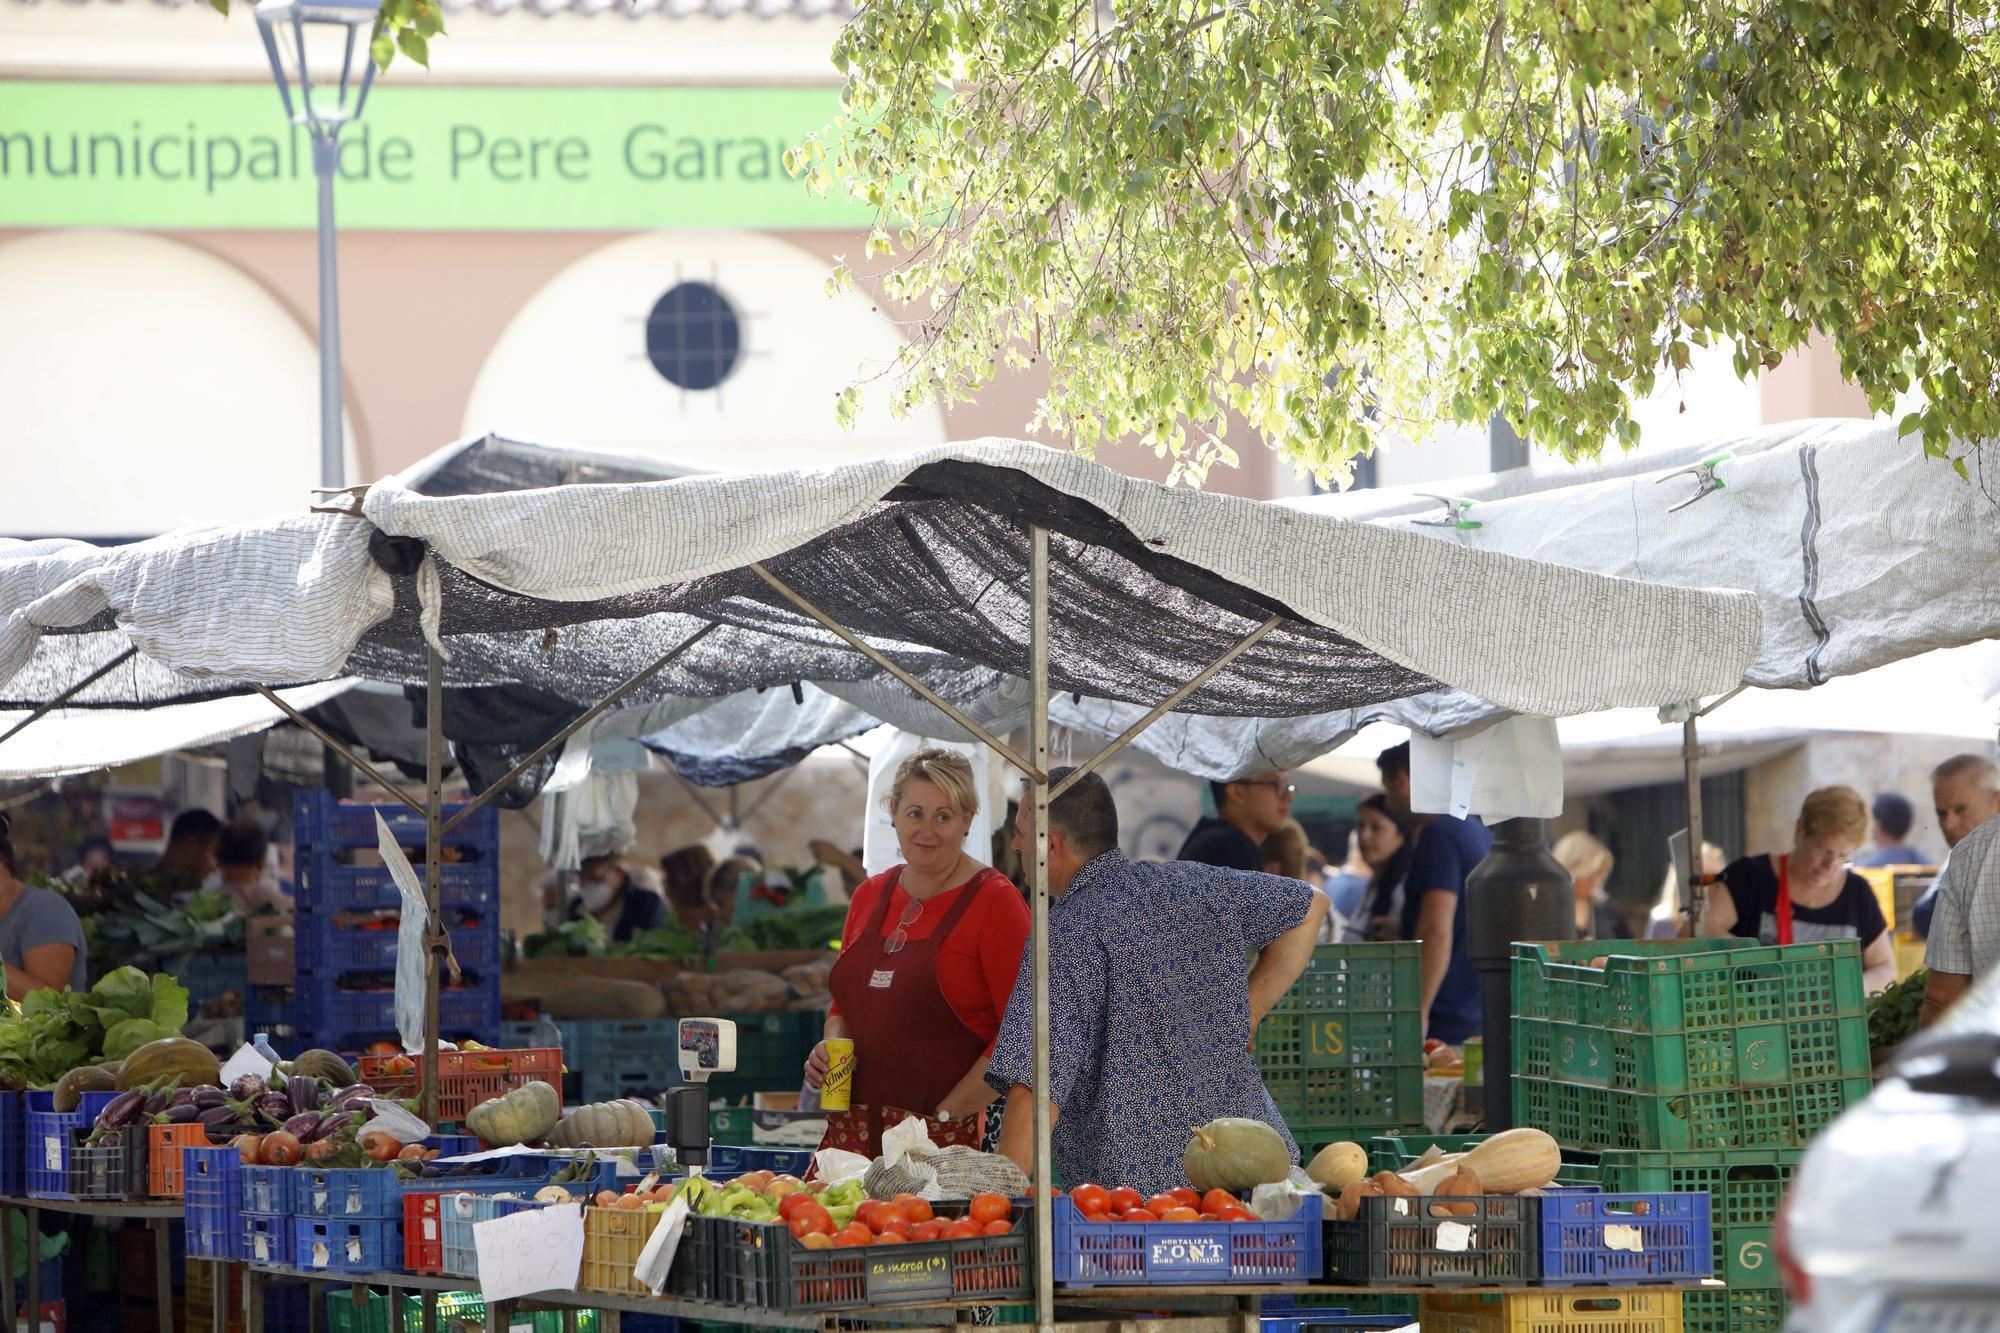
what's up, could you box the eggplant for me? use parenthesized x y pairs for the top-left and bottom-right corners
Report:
(257, 1092), (291, 1122)
(143, 1090), (171, 1116)
(169, 1088), (198, 1109)
(198, 1105), (241, 1129)
(304, 1111), (353, 1144)
(98, 1090), (147, 1129)
(288, 1075), (319, 1116)
(328, 1085), (376, 1111)
(229, 1073), (267, 1101)
(99, 1129), (122, 1148)
(192, 1087), (229, 1111)
(163, 1103), (202, 1124)
(282, 1112), (323, 1141)
(203, 1122), (245, 1145)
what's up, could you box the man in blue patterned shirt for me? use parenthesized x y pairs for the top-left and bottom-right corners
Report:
(988, 768), (1327, 1194)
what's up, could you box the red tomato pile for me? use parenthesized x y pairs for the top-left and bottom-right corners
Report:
(780, 1191), (1017, 1249)
(1069, 1183), (1258, 1224)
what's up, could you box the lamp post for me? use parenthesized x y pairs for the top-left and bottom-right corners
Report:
(254, 0), (379, 490)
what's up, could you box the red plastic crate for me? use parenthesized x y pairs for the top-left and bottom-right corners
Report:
(146, 1124), (208, 1198)
(355, 1048), (563, 1124)
(403, 1193), (445, 1276)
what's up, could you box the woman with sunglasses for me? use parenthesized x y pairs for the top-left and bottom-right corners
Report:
(804, 747), (1030, 1158)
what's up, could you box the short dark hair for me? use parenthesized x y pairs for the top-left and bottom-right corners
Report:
(215, 822), (268, 870)
(1208, 780), (1233, 812)
(1044, 767), (1119, 860)
(1871, 792), (1916, 840)
(0, 835), (15, 877)
(1376, 742), (1411, 780)
(168, 809), (223, 845)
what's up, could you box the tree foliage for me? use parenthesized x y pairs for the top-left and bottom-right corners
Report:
(207, 0), (445, 73)
(791, 1), (2000, 483)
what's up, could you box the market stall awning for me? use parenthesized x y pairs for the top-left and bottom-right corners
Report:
(0, 679), (356, 780)
(0, 441), (1761, 731)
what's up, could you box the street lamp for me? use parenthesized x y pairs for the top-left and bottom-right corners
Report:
(254, 0), (380, 490)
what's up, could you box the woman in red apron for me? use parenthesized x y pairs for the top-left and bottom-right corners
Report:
(805, 747), (1031, 1158)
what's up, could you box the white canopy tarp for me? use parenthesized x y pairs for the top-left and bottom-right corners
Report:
(0, 680), (357, 780)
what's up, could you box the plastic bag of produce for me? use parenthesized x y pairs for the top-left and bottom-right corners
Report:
(923, 1145), (1030, 1201)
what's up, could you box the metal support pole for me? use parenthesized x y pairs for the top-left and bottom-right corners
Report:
(1028, 525), (1055, 1333)
(313, 136), (344, 490)
(1683, 710), (1707, 933)
(439, 622), (720, 836)
(422, 647), (445, 1127)
(247, 682), (427, 815)
(0, 645), (139, 750)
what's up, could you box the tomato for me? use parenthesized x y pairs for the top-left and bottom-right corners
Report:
(1105, 1186), (1144, 1216)
(1071, 1184), (1111, 1217)
(873, 1231), (907, 1245)
(944, 1218), (984, 1239)
(1161, 1207), (1201, 1222)
(878, 1220), (912, 1241)
(787, 1202), (834, 1239)
(1120, 1207), (1159, 1223)
(1199, 1213), (1218, 1222)
(982, 1220), (1014, 1236)
(1168, 1187), (1199, 1210)
(1143, 1194), (1181, 1217)
(777, 1193), (817, 1222)
(1200, 1189), (1238, 1216)
(1215, 1206), (1256, 1222)
(833, 1223), (873, 1247)
(895, 1194), (936, 1224)
(968, 1194), (1012, 1226)
(855, 1200), (887, 1231)
(800, 1232), (833, 1250)
(909, 1221), (946, 1242)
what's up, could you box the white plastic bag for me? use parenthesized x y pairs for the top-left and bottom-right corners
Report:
(1411, 716), (1563, 822)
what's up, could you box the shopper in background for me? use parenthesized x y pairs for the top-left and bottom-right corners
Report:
(571, 853), (669, 944)
(0, 816), (87, 996)
(1178, 770), (1295, 872)
(804, 747), (1029, 1158)
(1919, 754), (2000, 1025)
(988, 767), (1326, 1193)
(1553, 831), (1625, 940)
(1703, 786), (1895, 992)
(148, 809), (222, 897)
(660, 845), (720, 934)
(706, 854), (760, 931)
(212, 822), (291, 915)
(1260, 818), (1310, 881)
(1351, 793), (1412, 942)
(1377, 743), (1488, 1042)
(1322, 830), (1372, 923)
(1853, 792), (1924, 867)
(1648, 840), (1725, 938)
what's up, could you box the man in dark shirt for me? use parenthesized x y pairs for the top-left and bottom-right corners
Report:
(1377, 743), (1487, 1043)
(1177, 770), (1295, 871)
(1852, 792), (1923, 868)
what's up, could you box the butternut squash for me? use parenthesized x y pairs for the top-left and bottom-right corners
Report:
(1399, 1128), (1559, 1196)
(1307, 1141), (1369, 1192)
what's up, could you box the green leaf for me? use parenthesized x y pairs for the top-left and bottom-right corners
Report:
(150, 972), (191, 1031)
(397, 27), (429, 67)
(371, 32), (396, 69)
(84, 966), (154, 1026)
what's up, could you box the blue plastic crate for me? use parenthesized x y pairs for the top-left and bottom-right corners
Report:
(499, 1021), (541, 1046)
(294, 790), (500, 852)
(1531, 1191), (1713, 1286)
(0, 1090), (23, 1196)
(1050, 1193), (1323, 1287)
(162, 952), (248, 1006)
(241, 1164), (293, 1216)
(292, 1165), (403, 1219)
(705, 1144), (815, 1178)
(291, 976), (499, 1037)
(293, 1217), (402, 1274)
(24, 1091), (119, 1200)
(297, 918), (502, 975)
(245, 1214), (290, 1267)
(438, 1194), (536, 1278)
(560, 1018), (675, 1067)
(402, 1154), (621, 1200)
(578, 1068), (677, 1105)
(295, 853), (500, 914)
(425, 1135), (480, 1158)
(184, 1149), (246, 1261)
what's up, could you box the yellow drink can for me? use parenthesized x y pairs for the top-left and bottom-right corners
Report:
(821, 1038), (856, 1112)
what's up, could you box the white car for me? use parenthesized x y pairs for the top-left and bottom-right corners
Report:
(1782, 969), (2000, 1333)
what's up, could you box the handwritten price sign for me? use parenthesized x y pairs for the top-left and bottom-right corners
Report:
(473, 1203), (585, 1303)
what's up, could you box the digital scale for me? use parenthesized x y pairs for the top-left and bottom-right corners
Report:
(658, 1017), (737, 1172)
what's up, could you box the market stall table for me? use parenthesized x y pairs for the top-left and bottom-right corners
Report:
(0, 1193), (183, 1333)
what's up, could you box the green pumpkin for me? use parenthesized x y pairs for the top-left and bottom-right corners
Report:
(1182, 1118), (1292, 1194)
(546, 1099), (655, 1149)
(463, 1081), (562, 1146)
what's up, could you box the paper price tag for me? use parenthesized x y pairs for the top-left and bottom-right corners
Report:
(1435, 1221), (1474, 1253)
(43, 1139), (59, 1173)
(253, 1234), (271, 1262)
(474, 1203), (585, 1302)
(1604, 1224), (1645, 1254)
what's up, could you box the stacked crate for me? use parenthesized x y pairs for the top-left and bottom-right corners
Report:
(1513, 937), (1869, 1333)
(285, 791), (502, 1052)
(1254, 942), (1426, 1156)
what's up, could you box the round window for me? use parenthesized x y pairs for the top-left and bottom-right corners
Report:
(644, 281), (742, 391)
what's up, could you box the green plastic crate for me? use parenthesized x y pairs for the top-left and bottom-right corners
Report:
(1258, 943), (1424, 1130)
(709, 1103), (754, 1141)
(1596, 1147), (1800, 1288)
(1513, 938), (1865, 1035)
(1363, 1132), (1602, 1187)
(721, 1011), (821, 1085)
(1683, 1287), (1787, 1333)
(1285, 1120), (1415, 1160)
(1513, 1010), (1869, 1093)
(1514, 1069), (1866, 1151)
(326, 1289), (599, 1333)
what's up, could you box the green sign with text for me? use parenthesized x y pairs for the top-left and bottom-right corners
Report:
(0, 81), (868, 230)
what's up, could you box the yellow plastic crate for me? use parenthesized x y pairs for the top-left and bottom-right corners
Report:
(580, 1205), (658, 1298)
(1420, 1289), (1683, 1333)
